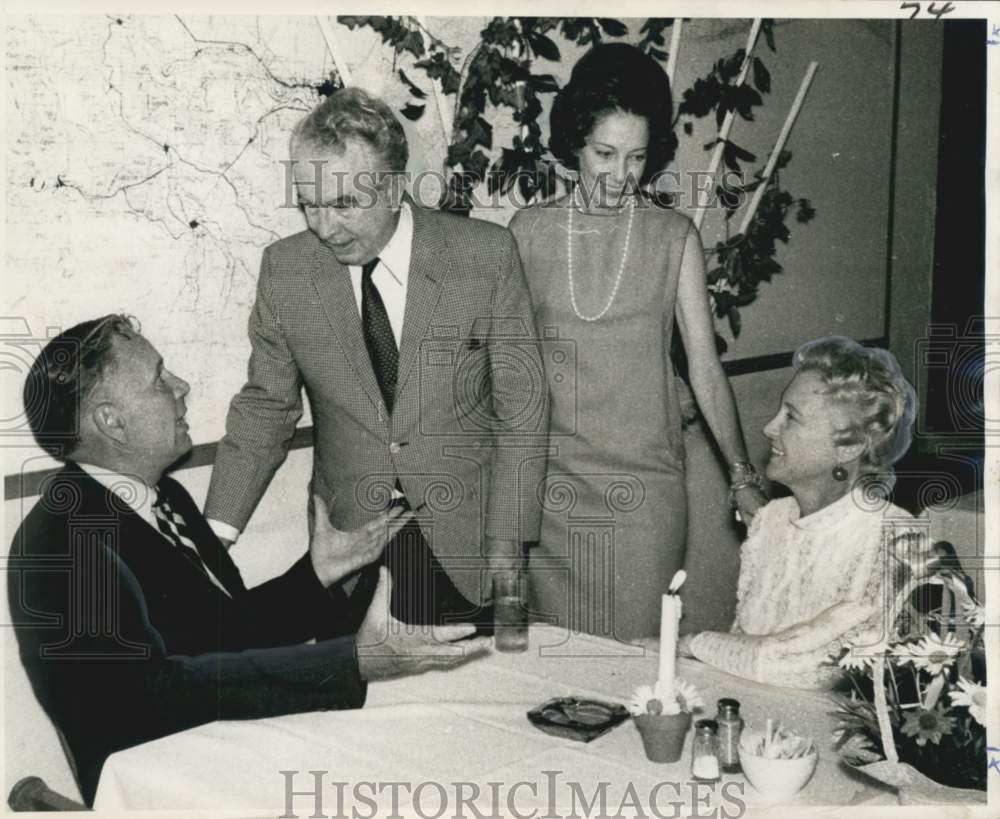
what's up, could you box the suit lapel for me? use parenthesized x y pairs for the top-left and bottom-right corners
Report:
(309, 241), (387, 414)
(396, 204), (447, 398)
(62, 466), (213, 595)
(157, 479), (246, 598)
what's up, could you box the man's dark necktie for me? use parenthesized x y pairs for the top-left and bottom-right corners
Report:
(361, 257), (398, 413)
(153, 488), (231, 597)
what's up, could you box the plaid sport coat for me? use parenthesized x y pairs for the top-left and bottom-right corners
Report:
(205, 201), (549, 602)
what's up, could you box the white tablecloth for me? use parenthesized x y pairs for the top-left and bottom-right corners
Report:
(94, 627), (896, 814)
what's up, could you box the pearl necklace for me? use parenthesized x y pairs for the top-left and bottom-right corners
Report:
(567, 194), (635, 322)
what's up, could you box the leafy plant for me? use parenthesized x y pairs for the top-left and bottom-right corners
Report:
(334, 17), (816, 351)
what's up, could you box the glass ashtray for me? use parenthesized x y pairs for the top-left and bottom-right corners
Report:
(526, 696), (630, 743)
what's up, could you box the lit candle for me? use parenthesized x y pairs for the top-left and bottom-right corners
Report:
(658, 593), (679, 699)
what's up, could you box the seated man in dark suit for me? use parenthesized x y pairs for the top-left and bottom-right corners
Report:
(8, 314), (490, 806)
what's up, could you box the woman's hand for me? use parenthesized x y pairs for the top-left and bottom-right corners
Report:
(732, 484), (768, 525)
(678, 633), (697, 658)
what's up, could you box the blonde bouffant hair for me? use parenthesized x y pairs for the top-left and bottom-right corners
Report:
(793, 337), (916, 472)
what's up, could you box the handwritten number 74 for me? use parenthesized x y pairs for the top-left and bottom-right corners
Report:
(901, 1), (956, 19)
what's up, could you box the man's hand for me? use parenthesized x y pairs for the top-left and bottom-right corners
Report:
(308, 495), (412, 588)
(678, 633), (697, 658)
(356, 568), (492, 681)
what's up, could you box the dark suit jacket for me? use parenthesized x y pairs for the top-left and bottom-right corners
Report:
(206, 201), (549, 605)
(8, 463), (366, 806)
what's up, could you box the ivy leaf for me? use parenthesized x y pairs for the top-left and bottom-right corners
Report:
(400, 103), (425, 121)
(683, 121), (693, 135)
(398, 69), (427, 99)
(754, 258), (782, 281)
(528, 73), (559, 93)
(464, 149), (490, 178)
(315, 77), (339, 98)
(762, 19), (777, 52)
(713, 291), (735, 317)
(716, 98), (731, 128)
(721, 50), (745, 82)
(722, 141), (756, 172)
(493, 86), (522, 108)
(414, 53), (461, 95)
(735, 86), (764, 120)
(401, 30), (425, 58)
(598, 18), (628, 37)
(527, 31), (560, 61)
(728, 306), (742, 337)
(796, 199), (816, 223)
(679, 77), (721, 118)
(475, 116), (494, 146)
(649, 47), (668, 61)
(336, 16), (366, 29)
(774, 149), (793, 170)
(518, 171), (537, 203)
(482, 18), (518, 49)
(498, 56), (530, 82)
(753, 58), (771, 94)
(726, 141), (757, 162)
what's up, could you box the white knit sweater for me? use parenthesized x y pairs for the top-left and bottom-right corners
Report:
(689, 488), (924, 689)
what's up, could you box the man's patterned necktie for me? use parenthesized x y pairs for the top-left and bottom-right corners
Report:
(361, 257), (398, 413)
(153, 488), (232, 598)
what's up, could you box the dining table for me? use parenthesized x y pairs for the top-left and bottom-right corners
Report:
(93, 625), (900, 815)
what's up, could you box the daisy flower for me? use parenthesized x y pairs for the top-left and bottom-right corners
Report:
(892, 632), (964, 676)
(900, 705), (956, 747)
(837, 639), (892, 671)
(961, 601), (985, 628)
(628, 684), (661, 717)
(949, 677), (987, 725)
(628, 679), (703, 716)
(672, 678), (704, 713)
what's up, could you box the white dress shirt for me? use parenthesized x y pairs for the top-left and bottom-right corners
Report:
(348, 201), (413, 347)
(209, 202), (414, 544)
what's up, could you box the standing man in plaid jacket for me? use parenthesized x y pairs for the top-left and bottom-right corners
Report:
(205, 88), (549, 627)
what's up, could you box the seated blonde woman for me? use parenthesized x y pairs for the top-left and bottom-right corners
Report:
(680, 337), (923, 689)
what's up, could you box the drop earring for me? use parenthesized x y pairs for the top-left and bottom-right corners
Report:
(832, 465), (848, 482)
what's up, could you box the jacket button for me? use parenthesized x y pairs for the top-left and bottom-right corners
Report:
(389, 442), (401, 455)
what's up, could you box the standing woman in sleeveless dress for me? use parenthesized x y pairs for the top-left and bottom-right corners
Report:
(508, 43), (767, 641)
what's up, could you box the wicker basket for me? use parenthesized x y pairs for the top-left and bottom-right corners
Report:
(850, 567), (985, 805)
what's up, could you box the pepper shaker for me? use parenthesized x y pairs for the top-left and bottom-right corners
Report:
(715, 698), (743, 773)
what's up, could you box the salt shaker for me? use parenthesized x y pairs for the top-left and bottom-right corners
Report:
(691, 719), (721, 782)
(715, 698), (743, 773)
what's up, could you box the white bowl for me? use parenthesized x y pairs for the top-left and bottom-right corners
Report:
(739, 740), (818, 798)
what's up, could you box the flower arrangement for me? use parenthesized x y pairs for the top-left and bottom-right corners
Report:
(831, 545), (987, 794)
(627, 678), (704, 717)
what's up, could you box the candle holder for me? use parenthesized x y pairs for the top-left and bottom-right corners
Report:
(628, 679), (703, 764)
